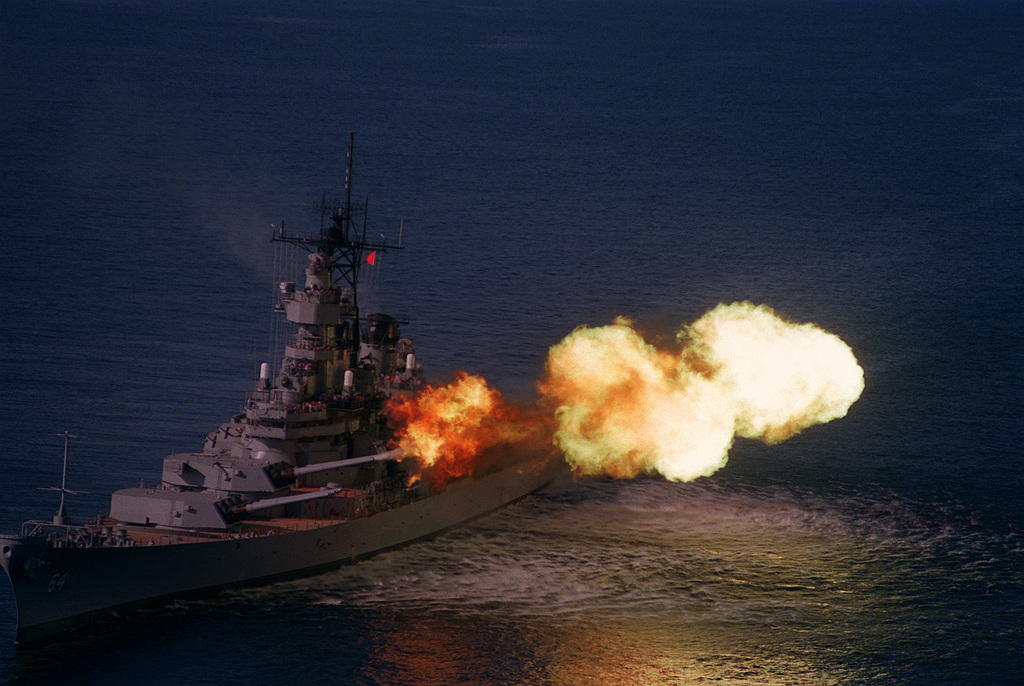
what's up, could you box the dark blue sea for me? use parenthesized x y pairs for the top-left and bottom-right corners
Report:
(1, 0), (1022, 683)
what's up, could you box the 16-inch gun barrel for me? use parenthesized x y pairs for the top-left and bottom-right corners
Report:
(282, 448), (403, 479)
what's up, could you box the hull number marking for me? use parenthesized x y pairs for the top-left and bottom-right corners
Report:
(47, 572), (69, 593)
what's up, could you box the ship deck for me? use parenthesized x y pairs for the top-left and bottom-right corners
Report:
(94, 480), (414, 547)
(93, 515), (356, 548)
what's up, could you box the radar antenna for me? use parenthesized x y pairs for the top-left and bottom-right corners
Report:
(39, 431), (88, 526)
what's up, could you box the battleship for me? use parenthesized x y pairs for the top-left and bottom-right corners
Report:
(0, 139), (560, 644)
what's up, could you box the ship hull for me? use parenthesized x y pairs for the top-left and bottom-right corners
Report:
(0, 460), (558, 643)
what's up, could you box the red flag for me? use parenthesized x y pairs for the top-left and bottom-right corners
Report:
(365, 251), (377, 266)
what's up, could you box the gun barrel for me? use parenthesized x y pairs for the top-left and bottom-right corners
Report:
(286, 448), (403, 478)
(235, 486), (345, 516)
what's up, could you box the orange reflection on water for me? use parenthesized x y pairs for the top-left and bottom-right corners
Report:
(356, 612), (835, 686)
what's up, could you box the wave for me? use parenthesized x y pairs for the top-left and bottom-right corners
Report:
(300, 476), (1021, 625)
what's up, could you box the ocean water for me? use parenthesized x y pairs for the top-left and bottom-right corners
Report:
(1, 0), (1021, 683)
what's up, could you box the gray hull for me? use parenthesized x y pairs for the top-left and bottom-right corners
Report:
(0, 461), (557, 643)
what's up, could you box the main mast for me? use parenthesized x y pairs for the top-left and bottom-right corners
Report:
(273, 133), (400, 364)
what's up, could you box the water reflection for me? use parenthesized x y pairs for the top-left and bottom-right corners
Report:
(353, 610), (837, 685)
(310, 477), (1019, 685)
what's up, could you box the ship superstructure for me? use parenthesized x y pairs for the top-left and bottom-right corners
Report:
(0, 139), (559, 643)
(108, 136), (416, 532)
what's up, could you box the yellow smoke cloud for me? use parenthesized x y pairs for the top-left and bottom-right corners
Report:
(540, 302), (864, 481)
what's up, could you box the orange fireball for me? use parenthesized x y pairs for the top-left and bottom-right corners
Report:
(386, 372), (551, 487)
